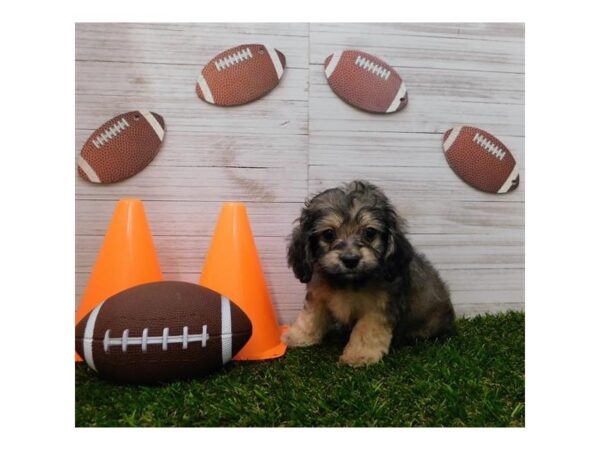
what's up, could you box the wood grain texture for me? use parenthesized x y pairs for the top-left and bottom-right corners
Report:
(75, 23), (524, 321)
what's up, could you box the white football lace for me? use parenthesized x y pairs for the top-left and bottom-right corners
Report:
(473, 132), (506, 160)
(355, 55), (391, 80)
(214, 47), (253, 71)
(103, 325), (210, 353)
(92, 118), (130, 149)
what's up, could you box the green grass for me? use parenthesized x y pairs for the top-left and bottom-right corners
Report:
(75, 311), (524, 427)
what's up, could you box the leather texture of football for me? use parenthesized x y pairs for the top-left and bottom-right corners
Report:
(75, 281), (252, 384)
(78, 111), (165, 184)
(196, 44), (286, 106)
(442, 125), (520, 194)
(324, 50), (408, 113)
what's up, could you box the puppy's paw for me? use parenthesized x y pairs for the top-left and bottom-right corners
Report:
(282, 327), (321, 348)
(339, 346), (386, 368)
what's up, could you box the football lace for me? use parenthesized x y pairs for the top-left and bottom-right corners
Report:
(103, 325), (210, 353)
(92, 118), (130, 149)
(473, 132), (506, 160)
(214, 47), (253, 71)
(354, 55), (391, 80)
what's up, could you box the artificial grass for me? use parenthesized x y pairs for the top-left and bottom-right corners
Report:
(75, 311), (524, 427)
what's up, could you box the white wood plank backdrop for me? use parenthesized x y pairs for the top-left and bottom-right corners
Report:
(75, 23), (525, 323)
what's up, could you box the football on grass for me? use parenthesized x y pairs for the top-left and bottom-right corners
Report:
(75, 281), (252, 384)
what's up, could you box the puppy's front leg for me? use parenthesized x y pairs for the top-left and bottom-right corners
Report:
(340, 312), (393, 367)
(282, 294), (329, 347)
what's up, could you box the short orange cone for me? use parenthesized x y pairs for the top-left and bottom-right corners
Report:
(75, 198), (163, 361)
(199, 202), (286, 360)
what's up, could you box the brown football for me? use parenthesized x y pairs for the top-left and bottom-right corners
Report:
(442, 126), (520, 194)
(75, 281), (252, 384)
(324, 50), (408, 113)
(77, 111), (165, 184)
(196, 44), (286, 106)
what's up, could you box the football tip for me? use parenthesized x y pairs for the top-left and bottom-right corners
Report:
(507, 174), (520, 192)
(275, 49), (286, 69)
(74, 315), (88, 359)
(229, 299), (253, 335)
(395, 91), (409, 112)
(77, 166), (89, 182)
(77, 156), (101, 183)
(150, 112), (165, 130)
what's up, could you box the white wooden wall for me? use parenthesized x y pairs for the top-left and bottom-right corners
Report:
(75, 23), (524, 322)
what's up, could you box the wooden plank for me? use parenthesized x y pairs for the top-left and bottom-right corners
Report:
(397, 199), (524, 235)
(76, 232), (522, 275)
(311, 23), (525, 42)
(410, 233), (524, 270)
(310, 25), (524, 73)
(308, 165), (525, 202)
(75, 129), (307, 169)
(76, 23), (309, 68)
(455, 302), (524, 318)
(76, 200), (303, 237)
(76, 198), (522, 237)
(309, 70), (524, 136)
(76, 61), (308, 102)
(449, 290), (524, 305)
(439, 268), (524, 292)
(310, 65), (524, 105)
(309, 133), (524, 169)
(75, 95), (308, 136)
(76, 164), (307, 202)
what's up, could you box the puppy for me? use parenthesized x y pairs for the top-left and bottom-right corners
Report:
(282, 181), (455, 367)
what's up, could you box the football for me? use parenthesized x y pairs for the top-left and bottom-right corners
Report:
(196, 44), (286, 106)
(77, 110), (165, 184)
(324, 50), (408, 113)
(75, 281), (252, 384)
(442, 126), (520, 194)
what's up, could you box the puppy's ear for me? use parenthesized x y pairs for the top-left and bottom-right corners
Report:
(287, 211), (314, 283)
(383, 209), (414, 282)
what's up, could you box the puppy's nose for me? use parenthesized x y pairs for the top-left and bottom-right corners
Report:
(340, 253), (360, 269)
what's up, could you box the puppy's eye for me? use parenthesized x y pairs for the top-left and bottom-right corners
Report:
(363, 227), (378, 242)
(322, 229), (336, 243)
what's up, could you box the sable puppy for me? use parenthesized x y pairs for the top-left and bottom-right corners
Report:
(283, 181), (455, 367)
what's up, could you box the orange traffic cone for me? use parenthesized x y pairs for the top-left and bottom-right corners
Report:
(199, 202), (287, 360)
(75, 198), (163, 361)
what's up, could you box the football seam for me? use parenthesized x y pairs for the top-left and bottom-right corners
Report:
(77, 155), (101, 183)
(140, 110), (165, 141)
(76, 330), (252, 342)
(386, 81), (407, 113)
(265, 46), (284, 79)
(196, 73), (215, 103)
(324, 52), (342, 78)
(497, 164), (519, 193)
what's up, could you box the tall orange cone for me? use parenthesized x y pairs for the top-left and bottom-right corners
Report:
(75, 198), (163, 361)
(199, 202), (286, 360)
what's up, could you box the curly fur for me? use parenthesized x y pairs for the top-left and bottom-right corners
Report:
(283, 180), (455, 367)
